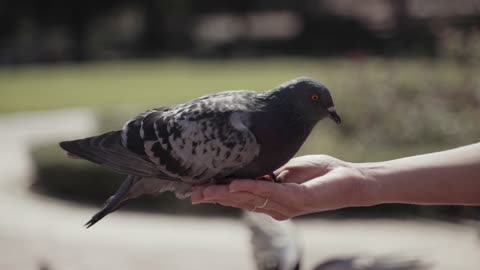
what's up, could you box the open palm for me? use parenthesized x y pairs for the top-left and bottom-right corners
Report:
(191, 155), (368, 220)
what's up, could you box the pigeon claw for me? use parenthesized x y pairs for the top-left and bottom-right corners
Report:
(84, 210), (107, 228)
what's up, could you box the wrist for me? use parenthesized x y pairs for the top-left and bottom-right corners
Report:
(349, 162), (387, 207)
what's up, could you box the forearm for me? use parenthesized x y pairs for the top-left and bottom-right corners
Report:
(357, 143), (480, 206)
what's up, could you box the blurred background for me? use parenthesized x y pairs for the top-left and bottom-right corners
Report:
(0, 0), (479, 270)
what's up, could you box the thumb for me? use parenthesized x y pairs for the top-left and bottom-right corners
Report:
(275, 169), (307, 184)
(276, 169), (290, 183)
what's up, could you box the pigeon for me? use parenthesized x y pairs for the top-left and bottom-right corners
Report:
(313, 256), (429, 270)
(59, 77), (341, 227)
(244, 211), (302, 270)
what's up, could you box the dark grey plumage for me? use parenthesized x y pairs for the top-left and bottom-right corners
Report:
(59, 77), (341, 227)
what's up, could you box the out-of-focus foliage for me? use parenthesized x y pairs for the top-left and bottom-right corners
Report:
(3, 0), (467, 63)
(300, 57), (480, 162)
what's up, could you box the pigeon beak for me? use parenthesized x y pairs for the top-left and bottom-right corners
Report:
(327, 106), (341, 125)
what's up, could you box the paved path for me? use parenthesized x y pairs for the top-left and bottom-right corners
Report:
(0, 109), (479, 270)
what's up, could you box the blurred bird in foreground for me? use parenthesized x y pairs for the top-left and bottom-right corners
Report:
(59, 77), (341, 227)
(244, 211), (302, 270)
(312, 256), (430, 270)
(244, 212), (429, 270)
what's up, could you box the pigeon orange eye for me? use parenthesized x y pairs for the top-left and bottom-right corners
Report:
(311, 94), (319, 101)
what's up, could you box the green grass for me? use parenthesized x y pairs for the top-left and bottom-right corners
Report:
(1, 57), (473, 113)
(0, 58), (340, 112)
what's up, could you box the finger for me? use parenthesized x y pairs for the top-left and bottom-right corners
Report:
(205, 190), (298, 217)
(202, 197), (290, 220)
(192, 184), (248, 203)
(275, 169), (296, 183)
(272, 169), (302, 184)
(199, 196), (255, 211)
(191, 185), (229, 204)
(252, 208), (290, 221)
(273, 159), (297, 175)
(229, 179), (301, 200)
(191, 186), (206, 204)
(202, 198), (247, 208)
(211, 190), (261, 206)
(191, 190), (203, 204)
(202, 185), (230, 198)
(227, 191), (295, 214)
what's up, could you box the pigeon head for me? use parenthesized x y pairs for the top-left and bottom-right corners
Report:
(272, 77), (341, 125)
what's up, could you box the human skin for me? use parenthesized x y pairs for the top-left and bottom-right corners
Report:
(190, 143), (480, 220)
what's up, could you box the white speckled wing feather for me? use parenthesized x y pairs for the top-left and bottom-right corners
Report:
(123, 90), (261, 183)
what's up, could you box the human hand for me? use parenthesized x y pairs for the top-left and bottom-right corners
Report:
(191, 155), (372, 220)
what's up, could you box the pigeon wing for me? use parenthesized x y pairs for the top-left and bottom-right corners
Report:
(123, 91), (261, 182)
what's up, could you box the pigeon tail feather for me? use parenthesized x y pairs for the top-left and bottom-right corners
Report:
(59, 131), (158, 177)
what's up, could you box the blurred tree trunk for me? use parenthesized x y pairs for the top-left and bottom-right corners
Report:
(141, 0), (165, 54)
(69, 5), (89, 62)
(391, 0), (408, 30)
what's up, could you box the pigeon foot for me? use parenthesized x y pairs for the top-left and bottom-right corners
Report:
(255, 172), (280, 183)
